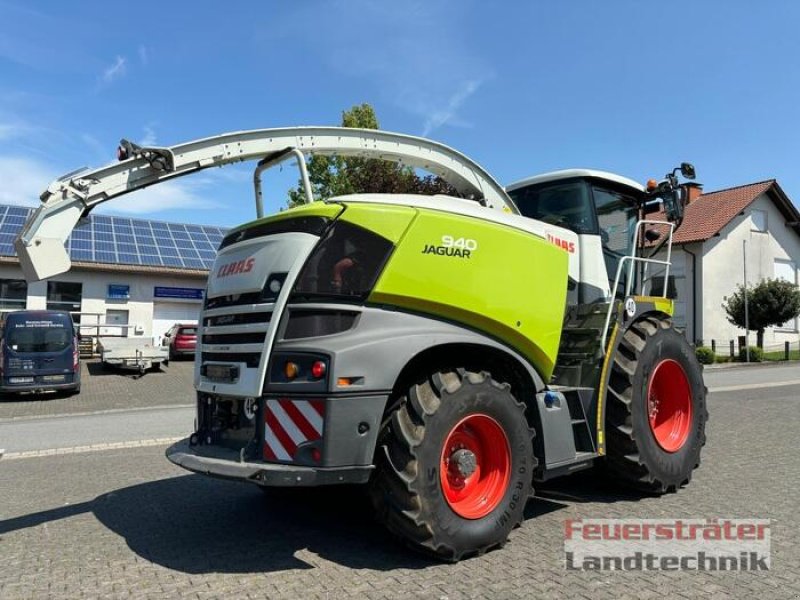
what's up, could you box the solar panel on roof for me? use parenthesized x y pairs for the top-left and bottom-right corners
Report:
(118, 253), (138, 263)
(95, 251), (116, 262)
(0, 203), (227, 270)
(162, 255), (183, 267)
(184, 258), (206, 269)
(71, 249), (93, 261)
(140, 254), (161, 265)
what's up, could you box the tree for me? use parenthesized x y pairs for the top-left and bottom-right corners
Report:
(287, 103), (455, 207)
(722, 278), (800, 348)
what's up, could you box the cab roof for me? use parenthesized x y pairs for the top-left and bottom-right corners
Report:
(506, 169), (645, 195)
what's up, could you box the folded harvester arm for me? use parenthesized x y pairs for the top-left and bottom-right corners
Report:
(15, 126), (517, 282)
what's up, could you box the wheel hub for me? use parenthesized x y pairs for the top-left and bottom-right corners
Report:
(449, 448), (477, 478)
(439, 414), (511, 519)
(647, 359), (693, 453)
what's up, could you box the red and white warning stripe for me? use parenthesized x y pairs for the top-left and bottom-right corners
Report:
(263, 398), (325, 462)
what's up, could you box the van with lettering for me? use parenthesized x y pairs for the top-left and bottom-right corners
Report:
(0, 310), (81, 396)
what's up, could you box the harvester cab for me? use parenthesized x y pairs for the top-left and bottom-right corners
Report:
(15, 128), (706, 562)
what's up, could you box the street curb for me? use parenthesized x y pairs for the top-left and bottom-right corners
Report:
(704, 360), (800, 371)
(0, 403), (194, 424)
(1, 437), (183, 460)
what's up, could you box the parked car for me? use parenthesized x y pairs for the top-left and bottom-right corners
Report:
(0, 310), (81, 395)
(162, 323), (197, 360)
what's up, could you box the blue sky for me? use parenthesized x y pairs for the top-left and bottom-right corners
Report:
(2, 1), (800, 227)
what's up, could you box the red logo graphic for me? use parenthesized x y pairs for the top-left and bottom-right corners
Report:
(217, 257), (255, 278)
(547, 233), (576, 254)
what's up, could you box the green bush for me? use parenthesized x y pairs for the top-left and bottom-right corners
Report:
(738, 346), (764, 362)
(715, 355), (732, 364)
(695, 346), (715, 365)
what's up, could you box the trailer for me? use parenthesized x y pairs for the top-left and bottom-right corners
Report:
(97, 337), (169, 374)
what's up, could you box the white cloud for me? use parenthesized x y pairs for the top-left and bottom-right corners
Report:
(140, 125), (157, 146)
(0, 156), (57, 206)
(266, 1), (491, 137)
(138, 45), (148, 66)
(80, 133), (109, 162)
(95, 177), (223, 215)
(0, 154), (223, 217)
(101, 56), (127, 84)
(0, 116), (36, 142)
(422, 80), (482, 137)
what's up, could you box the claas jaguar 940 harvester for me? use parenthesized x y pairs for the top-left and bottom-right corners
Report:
(16, 128), (706, 560)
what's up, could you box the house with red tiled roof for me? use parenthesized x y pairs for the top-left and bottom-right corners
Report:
(653, 180), (800, 351)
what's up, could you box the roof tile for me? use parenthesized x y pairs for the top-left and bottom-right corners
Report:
(650, 180), (775, 244)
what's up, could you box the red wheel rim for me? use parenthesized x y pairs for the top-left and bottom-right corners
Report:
(647, 359), (693, 453)
(440, 414), (511, 519)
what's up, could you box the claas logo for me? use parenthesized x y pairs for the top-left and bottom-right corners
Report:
(217, 257), (255, 278)
(546, 233), (575, 254)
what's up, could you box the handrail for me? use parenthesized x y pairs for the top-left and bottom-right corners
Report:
(600, 220), (676, 350)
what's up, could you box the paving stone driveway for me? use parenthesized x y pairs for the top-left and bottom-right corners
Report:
(0, 358), (195, 420)
(1, 382), (798, 599)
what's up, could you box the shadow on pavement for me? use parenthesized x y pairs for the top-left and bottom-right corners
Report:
(0, 466), (650, 573)
(86, 361), (167, 379)
(0, 473), (433, 572)
(0, 390), (66, 402)
(530, 466), (653, 517)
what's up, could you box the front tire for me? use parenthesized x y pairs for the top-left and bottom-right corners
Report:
(605, 316), (707, 492)
(370, 369), (535, 561)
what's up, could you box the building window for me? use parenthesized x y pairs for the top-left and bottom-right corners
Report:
(751, 209), (767, 232)
(649, 275), (678, 299)
(47, 281), (82, 323)
(774, 259), (798, 331)
(0, 279), (27, 310)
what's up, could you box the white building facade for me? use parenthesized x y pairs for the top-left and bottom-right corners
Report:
(0, 260), (208, 345)
(654, 181), (800, 351)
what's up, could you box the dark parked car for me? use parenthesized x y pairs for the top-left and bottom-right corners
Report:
(162, 323), (197, 360)
(0, 310), (81, 395)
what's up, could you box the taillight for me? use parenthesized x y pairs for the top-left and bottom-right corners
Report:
(73, 338), (79, 371)
(271, 354), (329, 384)
(311, 361), (326, 379)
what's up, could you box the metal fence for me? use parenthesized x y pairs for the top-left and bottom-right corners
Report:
(705, 338), (800, 362)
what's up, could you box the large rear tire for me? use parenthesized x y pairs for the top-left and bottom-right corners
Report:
(369, 369), (535, 561)
(605, 316), (707, 492)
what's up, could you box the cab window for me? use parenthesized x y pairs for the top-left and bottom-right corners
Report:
(509, 181), (594, 234)
(592, 187), (639, 294)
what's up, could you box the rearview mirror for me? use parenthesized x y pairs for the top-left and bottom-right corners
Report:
(680, 162), (696, 180)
